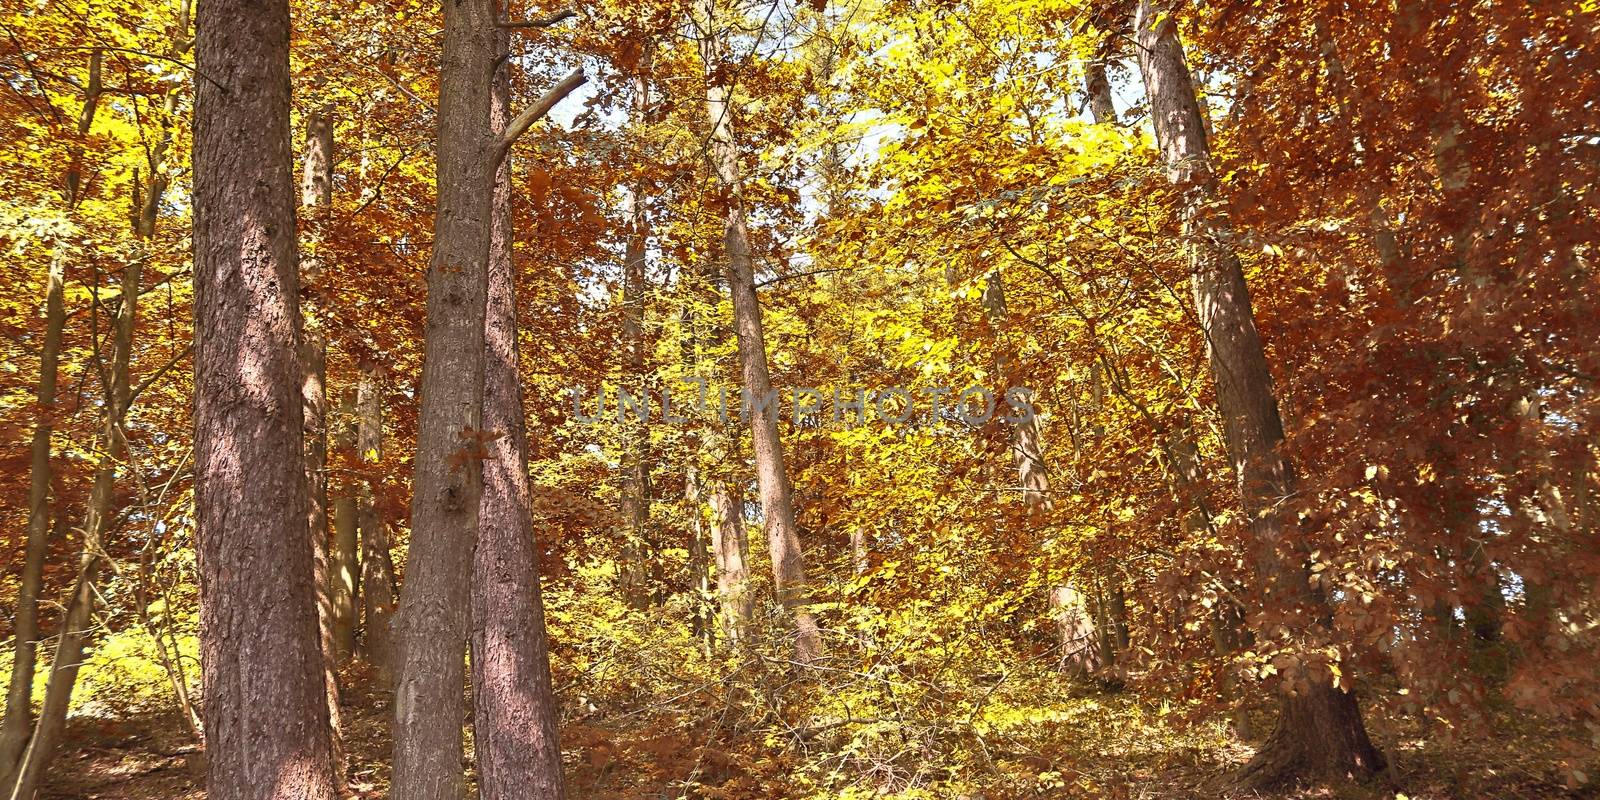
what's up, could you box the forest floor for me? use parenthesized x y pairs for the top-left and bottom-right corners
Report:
(37, 673), (1590, 799)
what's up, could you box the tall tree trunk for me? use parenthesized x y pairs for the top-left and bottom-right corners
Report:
(356, 365), (398, 682)
(1085, 60), (1116, 125)
(685, 468), (716, 655)
(299, 104), (348, 789)
(1082, 62), (1132, 662)
(192, 0), (339, 795)
(682, 260), (752, 645)
(7, 259), (139, 800)
(468, 30), (566, 800)
(331, 389), (360, 660)
(696, 0), (823, 663)
(389, 0), (498, 794)
(850, 527), (868, 577)
(706, 478), (753, 644)
(0, 254), (65, 782)
(6, 15), (187, 793)
(617, 63), (652, 608)
(0, 48), (103, 776)
(1134, 0), (1382, 787)
(983, 272), (1104, 675)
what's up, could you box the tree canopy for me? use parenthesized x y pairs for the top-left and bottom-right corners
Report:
(1, 0), (1597, 797)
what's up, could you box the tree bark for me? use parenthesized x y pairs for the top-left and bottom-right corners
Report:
(696, 0), (823, 663)
(0, 44), (101, 770)
(682, 258), (752, 646)
(7, 254), (140, 800)
(468, 29), (566, 800)
(388, 0), (499, 793)
(1134, 0), (1383, 788)
(191, 0), (339, 795)
(850, 527), (868, 577)
(1085, 60), (1116, 125)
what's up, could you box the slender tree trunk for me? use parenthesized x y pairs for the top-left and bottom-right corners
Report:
(356, 365), (398, 682)
(1168, 421), (1255, 739)
(696, 0), (823, 662)
(706, 479), (753, 644)
(7, 256), (138, 800)
(0, 47), (103, 777)
(331, 389), (360, 660)
(850, 528), (868, 577)
(0, 257), (65, 787)
(468, 30), (566, 800)
(388, 0), (498, 793)
(682, 263), (753, 645)
(616, 58), (654, 607)
(1082, 63), (1131, 663)
(1134, 0), (1382, 787)
(6, 17), (187, 793)
(685, 470), (715, 655)
(192, 0), (339, 795)
(298, 105), (348, 788)
(983, 272), (1104, 675)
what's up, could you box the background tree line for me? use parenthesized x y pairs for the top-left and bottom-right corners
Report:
(0, 0), (1596, 797)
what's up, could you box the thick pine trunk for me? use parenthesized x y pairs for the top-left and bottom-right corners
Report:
(468, 32), (566, 800)
(696, 0), (823, 662)
(1134, 0), (1382, 787)
(192, 0), (339, 795)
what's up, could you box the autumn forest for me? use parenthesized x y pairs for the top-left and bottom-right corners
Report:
(0, 0), (1596, 797)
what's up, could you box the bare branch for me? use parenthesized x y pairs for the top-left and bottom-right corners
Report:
(496, 68), (586, 164)
(498, 9), (577, 29)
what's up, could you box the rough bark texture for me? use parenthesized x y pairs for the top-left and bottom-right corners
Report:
(1134, 0), (1383, 787)
(388, 0), (498, 793)
(356, 365), (397, 683)
(697, 0), (823, 662)
(0, 48), (102, 777)
(192, 0), (339, 796)
(468, 32), (566, 800)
